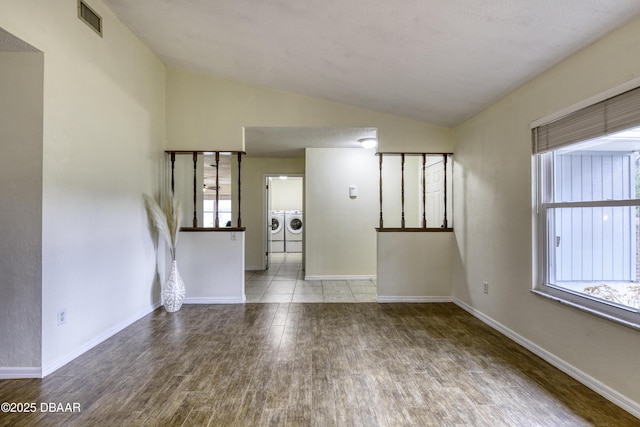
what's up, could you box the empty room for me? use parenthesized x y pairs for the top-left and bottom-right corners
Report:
(1, 0), (640, 425)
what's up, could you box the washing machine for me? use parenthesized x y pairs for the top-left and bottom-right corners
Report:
(270, 210), (285, 252)
(285, 210), (303, 253)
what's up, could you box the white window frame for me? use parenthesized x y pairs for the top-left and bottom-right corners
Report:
(534, 142), (640, 330)
(203, 199), (232, 228)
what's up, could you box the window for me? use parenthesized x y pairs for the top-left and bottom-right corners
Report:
(534, 87), (640, 328)
(203, 199), (232, 227)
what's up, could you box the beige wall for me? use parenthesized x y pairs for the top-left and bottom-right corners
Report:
(166, 66), (452, 153)
(453, 15), (640, 408)
(305, 148), (379, 278)
(377, 232), (453, 300)
(0, 0), (166, 372)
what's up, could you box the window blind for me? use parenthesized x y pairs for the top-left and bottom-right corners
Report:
(533, 86), (640, 153)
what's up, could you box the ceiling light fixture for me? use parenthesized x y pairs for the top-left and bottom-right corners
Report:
(358, 138), (377, 149)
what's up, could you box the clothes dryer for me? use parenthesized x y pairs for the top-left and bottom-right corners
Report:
(285, 210), (303, 252)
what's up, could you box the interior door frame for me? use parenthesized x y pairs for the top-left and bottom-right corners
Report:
(265, 176), (272, 270)
(262, 173), (305, 270)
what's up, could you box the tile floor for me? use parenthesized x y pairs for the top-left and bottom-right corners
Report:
(245, 252), (377, 303)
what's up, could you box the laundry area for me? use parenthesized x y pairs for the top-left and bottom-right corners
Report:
(269, 176), (303, 254)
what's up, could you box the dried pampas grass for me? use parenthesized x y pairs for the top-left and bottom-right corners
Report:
(144, 192), (183, 260)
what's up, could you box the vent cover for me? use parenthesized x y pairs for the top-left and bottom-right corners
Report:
(78, 0), (102, 37)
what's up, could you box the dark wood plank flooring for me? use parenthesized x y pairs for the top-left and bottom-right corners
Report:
(0, 303), (637, 426)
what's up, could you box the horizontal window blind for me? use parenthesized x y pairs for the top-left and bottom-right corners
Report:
(533, 86), (640, 153)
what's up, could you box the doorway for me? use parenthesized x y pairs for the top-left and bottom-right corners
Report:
(265, 175), (304, 270)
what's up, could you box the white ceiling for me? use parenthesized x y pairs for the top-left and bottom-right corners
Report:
(103, 0), (640, 128)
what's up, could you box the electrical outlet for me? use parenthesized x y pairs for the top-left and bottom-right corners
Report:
(231, 232), (237, 241)
(57, 309), (67, 326)
(483, 281), (489, 294)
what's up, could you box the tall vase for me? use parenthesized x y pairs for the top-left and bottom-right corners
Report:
(163, 260), (186, 312)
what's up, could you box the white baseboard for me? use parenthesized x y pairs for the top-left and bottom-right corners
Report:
(41, 302), (161, 378)
(183, 296), (245, 304)
(0, 367), (42, 379)
(376, 296), (453, 303)
(453, 298), (640, 419)
(245, 266), (264, 271)
(304, 275), (376, 281)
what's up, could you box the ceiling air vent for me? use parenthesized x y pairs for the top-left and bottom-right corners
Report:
(78, 0), (102, 37)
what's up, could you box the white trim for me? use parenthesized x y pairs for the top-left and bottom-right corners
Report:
(183, 296), (245, 304)
(544, 199), (640, 208)
(376, 296), (453, 303)
(42, 302), (161, 377)
(304, 275), (377, 281)
(0, 367), (42, 379)
(532, 289), (640, 331)
(262, 172), (305, 270)
(531, 76), (640, 128)
(245, 266), (264, 271)
(453, 298), (640, 419)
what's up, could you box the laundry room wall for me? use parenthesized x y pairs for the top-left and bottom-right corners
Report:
(271, 178), (303, 211)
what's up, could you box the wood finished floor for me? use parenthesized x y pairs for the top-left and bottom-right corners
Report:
(0, 303), (637, 427)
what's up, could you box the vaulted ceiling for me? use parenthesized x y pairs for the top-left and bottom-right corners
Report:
(104, 0), (640, 128)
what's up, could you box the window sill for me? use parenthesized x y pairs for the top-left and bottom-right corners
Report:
(531, 288), (640, 331)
